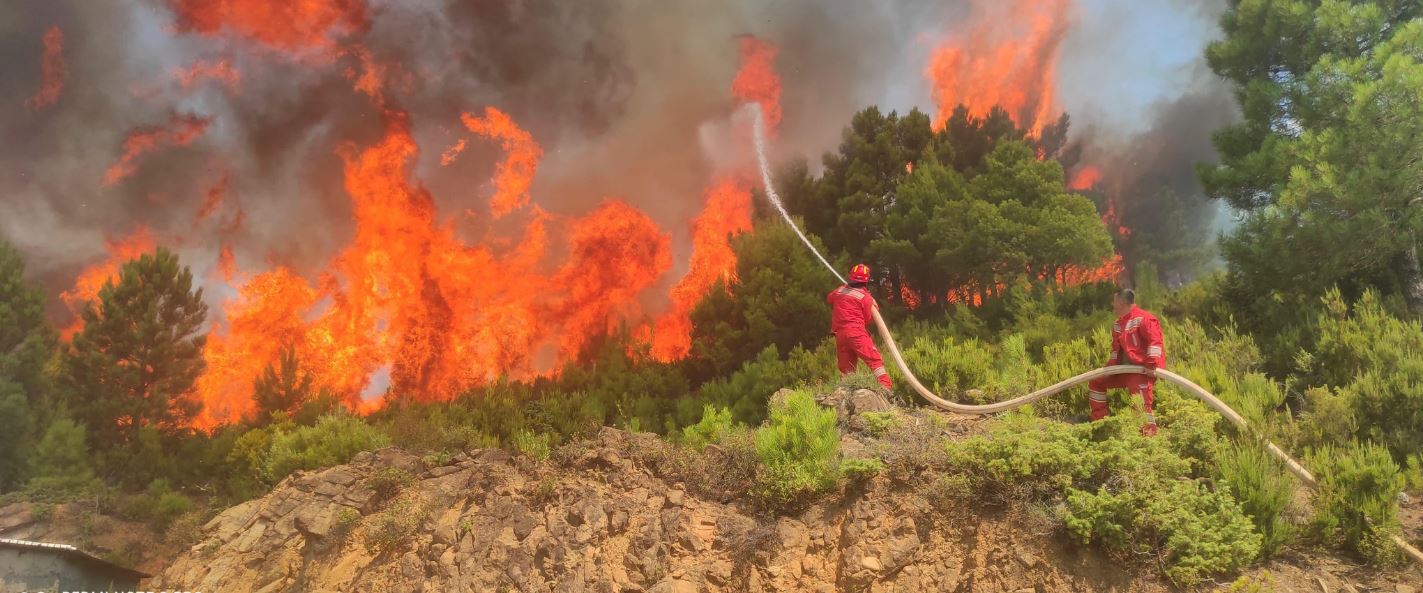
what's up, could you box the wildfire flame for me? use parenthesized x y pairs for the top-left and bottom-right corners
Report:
(647, 179), (754, 362)
(60, 227), (158, 339)
(440, 139), (467, 166)
(104, 113), (212, 185)
(168, 0), (370, 55)
(926, 0), (1069, 135)
(461, 107), (543, 218)
(27, 26), (66, 111)
(185, 108), (678, 427)
(732, 36), (782, 137)
(1069, 165), (1101, 191)
(196, 171), (231, 223)
(174, 58), (241, 91)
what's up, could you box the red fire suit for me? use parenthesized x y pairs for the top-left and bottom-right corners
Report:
(827, 285), (893, 389)
(1087, 304), (1165, 434)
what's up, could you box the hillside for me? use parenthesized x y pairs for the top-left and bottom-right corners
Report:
(149, 388), (1421, 592)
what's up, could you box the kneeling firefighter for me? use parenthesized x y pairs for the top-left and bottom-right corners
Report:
(828, 264), (893, 390)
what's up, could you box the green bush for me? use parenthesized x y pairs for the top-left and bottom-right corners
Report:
(118, 479), (194, 531)
(264, 413), (390, 482)
(679, 405), (735, 450)
(24, 418), (101, 500)
(1063, 479), (1260, 587)
(860, 412), (898, 438)
(512, 430), (553, 462)
(753, 389), (841, 510)
(841, 458), (884, 482)
(951, 415), (1260, 585)
(1304, 289), (1423, 462)
(1307, 441), (1406, 565)
(1218, 441), (1297, 557)
(31, 502), (54, 522)
(1223, 572), (1276, 593)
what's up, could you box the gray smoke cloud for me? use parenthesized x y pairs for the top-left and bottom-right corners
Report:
(0, 0), (1232, 320)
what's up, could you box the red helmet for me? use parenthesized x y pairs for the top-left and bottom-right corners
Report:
(848, 264), (871, 283)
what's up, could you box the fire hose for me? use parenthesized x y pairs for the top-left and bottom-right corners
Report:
(745, 104), (1423, 566)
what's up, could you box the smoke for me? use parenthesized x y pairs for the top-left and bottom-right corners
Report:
(0, 0), (1231, 321)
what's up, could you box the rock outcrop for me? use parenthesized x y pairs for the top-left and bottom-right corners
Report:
(154, 390), (1420, 592)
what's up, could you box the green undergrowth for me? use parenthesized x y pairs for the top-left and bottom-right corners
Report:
(944, 413), (1261, 587)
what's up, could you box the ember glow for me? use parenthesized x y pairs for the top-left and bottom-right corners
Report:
(26, 26), (66, 111)
(927, 0), (1069, 135)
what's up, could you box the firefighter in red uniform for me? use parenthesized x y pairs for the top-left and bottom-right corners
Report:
(1087, 288), (1164, 436)
(828, 264), (893, 390)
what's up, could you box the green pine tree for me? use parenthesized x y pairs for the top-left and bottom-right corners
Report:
(66, 248), (208, 447)
(1202, 0), (1423, 312)
(0, 240), (57, 491)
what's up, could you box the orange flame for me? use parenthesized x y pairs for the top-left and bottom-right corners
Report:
(217, 244), (237, 281)
(1069, 165), (1101, 191)
(60, 228), (158, 339)
(732, 36), (782, 137)
(461, 107), (542, 218)
(196, 171), (231, 223)
(927, 0), (1069, 136)
(187, 109), (680, 427)
(104, 114), (212, 185)
(168, 0), (369, 54)
(27, 26), (66, 111)
(647, 179), (754, 361)
(174, 58), (241, 91)
(440, 139), (467, 166)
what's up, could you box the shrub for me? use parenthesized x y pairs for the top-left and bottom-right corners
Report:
(841, 458), (884, 482)
(118, 479), (194, 531)
(1063, 479), (1261, 587)
(511, 430), (553, 462)
(860, 412), (898, 438)
(1218, 441), (1297, 557)
(31, 502), (54, 522)
(363, 493), (430, 554)
(264, 413), (390, 482)
(1307, 441), (1406, 565)
(24, 418), (101, 500)
(333, 506), (361, 539)
(366, 468), (415, 503)
(165, 510), (206, 550)
(1224, 572), (1276, 593)
(680, 405), (735, 450)
(1306, 289), (1423, 462)
(952, 415), (1261, 585)
(753, 389), (841, 510)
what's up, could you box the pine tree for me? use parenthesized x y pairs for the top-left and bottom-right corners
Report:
(252, 346), (314, 422)
(0, 240), (56, 491)
(1203, 0), (1423, 312)
(66, 248), (208, 446)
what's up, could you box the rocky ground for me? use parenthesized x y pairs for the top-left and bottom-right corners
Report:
(142, 388), (1422, 593)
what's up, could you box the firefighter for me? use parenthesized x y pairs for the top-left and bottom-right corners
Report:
(828, 264), (893, 390)
(1087, 288), (1164, 436)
